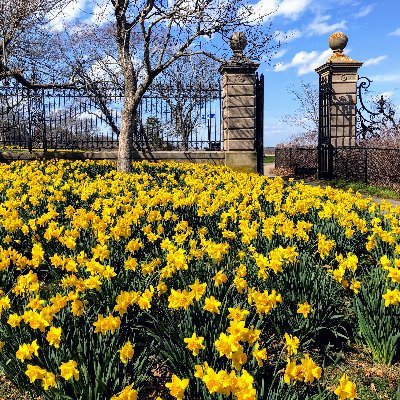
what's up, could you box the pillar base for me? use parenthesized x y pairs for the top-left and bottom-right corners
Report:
(225, 151), (257, 173)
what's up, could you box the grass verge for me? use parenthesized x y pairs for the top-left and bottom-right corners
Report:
(320, 179), (400, 200)
(263, 155), (275, 163)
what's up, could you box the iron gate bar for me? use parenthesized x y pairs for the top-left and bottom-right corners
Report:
(317, 63), (333, 179)
(255, 73), (264, 175)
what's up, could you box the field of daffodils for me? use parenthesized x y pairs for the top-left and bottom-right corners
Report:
(0, 160), (399, 400)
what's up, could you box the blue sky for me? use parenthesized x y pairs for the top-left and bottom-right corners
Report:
(257, 0), (400, 145)
(49, 0), (400, 146)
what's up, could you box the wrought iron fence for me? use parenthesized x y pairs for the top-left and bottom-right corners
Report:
(276, 146), (400, 187)
(0, 80), (222, 152)
(276, 147), (318, 176)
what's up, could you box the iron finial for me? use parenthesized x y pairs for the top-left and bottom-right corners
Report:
(378, 95), (385, 113)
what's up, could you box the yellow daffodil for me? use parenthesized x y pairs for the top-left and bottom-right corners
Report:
(184, 333), (205, 356)
(59, 360), (79, 381)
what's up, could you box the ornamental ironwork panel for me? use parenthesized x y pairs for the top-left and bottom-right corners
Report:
(27, 87), (47, 152)
(0, 80), (30, 149)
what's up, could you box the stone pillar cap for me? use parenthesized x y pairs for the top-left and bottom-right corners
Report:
(219, 60), (260, 73)
(315, 60), (363, 74)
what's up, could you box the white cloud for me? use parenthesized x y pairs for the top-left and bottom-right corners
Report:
(274, 29), (302, 43)
(89, 55), (120, 80)
(370, 74), (400, 83)
(371, 91), (395, 104)
(78, 110), (103, 120)
(354, 4), (374, 18)
(271, 49), (289, 59)
(274, 48), (332, 75)
(251, 0), (312, 22)
(379, 91), (394, 100)
(265, 120), (297, 143)
(389, 28), (400, 37)
(276, 0), (313, 19)
(87, 2), (113, 25)
(47, 0), (86, 31)
(306, 14), (346, 36)
(363, 55), (387, 67)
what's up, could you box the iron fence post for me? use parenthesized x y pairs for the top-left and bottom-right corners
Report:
(26, 87), (33, 153)
(42, 88), (47, 152)
(290, 147), (293, 169)
(255, 73), (264, 175)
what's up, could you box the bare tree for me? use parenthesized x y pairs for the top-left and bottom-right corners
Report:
(357, 95), (400, 147)
(281, 80), (319, 147)
(150, 54), (220, 150)
(62, 23), (222, 151)
(1, 0), (278, 171)
(0, 0), (73, 87)
(90, 0), (276, 171)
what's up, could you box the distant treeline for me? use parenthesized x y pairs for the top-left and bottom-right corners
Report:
(264, 146), (275, 154)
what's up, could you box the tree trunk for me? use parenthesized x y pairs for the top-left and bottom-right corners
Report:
(117, 98), (136, 172)
(117, 60), (138, 172)
(115, 14), (138, 173)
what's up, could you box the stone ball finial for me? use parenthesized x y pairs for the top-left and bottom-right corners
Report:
(230, 32), (247, 58)
(328, 32), (348, 53)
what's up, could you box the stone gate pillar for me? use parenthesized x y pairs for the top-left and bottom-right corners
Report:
(219, 32), (259, 173)
(315, 32), (363, 147)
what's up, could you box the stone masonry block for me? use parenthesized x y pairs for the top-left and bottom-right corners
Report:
(226, 128), (255, 140)
(224, 117), (255, 130)
(332, 93), (357, 105)
(331, 114), (357, 126)
(332, 82), (358, 95)
(222, 74), (255, 86)
(225, 95), (255, 108)
(330, 136), (355, 147)
(224, 106), (254, 118)
(331, 74), (359, 84)
(226, 139), (254, 151)
(226, 85), (255, 96)
(225, 151), (257, 173)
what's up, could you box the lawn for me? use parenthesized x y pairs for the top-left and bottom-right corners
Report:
(320, 179), (400, 201)
(263, 155), (275, 164)
(0, 160), (399, 400)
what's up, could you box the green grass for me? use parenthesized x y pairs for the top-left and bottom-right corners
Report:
(263, 155), (275, 163)
(320, 179), (400, 200)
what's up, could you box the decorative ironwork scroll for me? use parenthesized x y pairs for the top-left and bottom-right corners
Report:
(356, 77), (397, 141)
